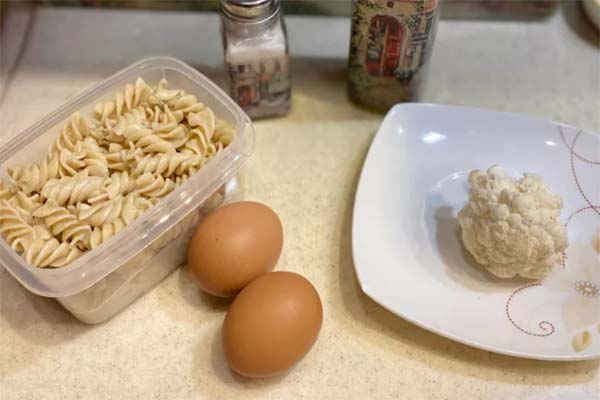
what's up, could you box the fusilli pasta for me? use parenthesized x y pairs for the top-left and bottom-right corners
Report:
(77, 195), (124, 228)
(58, 148), (86, 177)
(131, 153), (202, 178)
(102, 171), (135, 199)
(135, 173), (176, 198)
(94, 77), (153, 123)
(0, 77), (235, 268)
(41, 175), (104, 206)
(106, 143), (141, 172)
(89, 218), (127, 249)
(25, 237), (82, 268)
(74, 137), (109, 177)
(51, 113), (98, 154)
(155, 121), (188, 148)
(0, 201), (36, 250)
(168, 94), (205, 115)
(188, 107), (215, 140)
(213, 119), (235, 146)
(33, 200), (91, 246)
(9, 154), (60, 194)
(0, 181), (16, 200)
(123, 124), (176, 154)
(181, 128), (211, 156)
(152, 78), (181, 103)
(7, 192), (42, 223)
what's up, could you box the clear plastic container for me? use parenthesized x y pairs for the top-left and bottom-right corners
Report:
(0, 57), (254, 324)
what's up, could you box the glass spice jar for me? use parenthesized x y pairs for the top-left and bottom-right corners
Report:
(220, 0), (291, 119)
(348, 0), (440, 112)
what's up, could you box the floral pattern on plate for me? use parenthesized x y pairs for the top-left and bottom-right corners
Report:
(505, 126), (600, 353)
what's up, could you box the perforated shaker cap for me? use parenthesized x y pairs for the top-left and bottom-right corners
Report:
(220, 0), (280, 21)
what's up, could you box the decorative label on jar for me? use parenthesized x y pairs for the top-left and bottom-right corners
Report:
(227, 57), (291, 118)
(348, 0), (439, 111)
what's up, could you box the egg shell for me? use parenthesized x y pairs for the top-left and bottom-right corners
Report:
(222, 271), (323, 378)
(188, 201), (283, 297)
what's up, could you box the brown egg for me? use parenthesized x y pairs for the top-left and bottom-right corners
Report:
(222, 271), (323, 378)
(188, 201), (283, 297)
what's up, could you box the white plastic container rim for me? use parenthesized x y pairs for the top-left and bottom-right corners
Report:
(0, 56), (255, 298)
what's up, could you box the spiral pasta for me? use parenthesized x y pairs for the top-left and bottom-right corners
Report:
(180, 128), (211, 156)
(209, 141), (225, 159)
(213, 119), (235, 146)
(50, 113), (98, 154)
(168, 94), (206, 115)
(155, 122), (188, 148)
(0, 201), (36, 250)
(135, 173), (176, 198)
(8, 191), (42, 217)
(153, 78), (181, 104)
(123, 124), (176, 154)
(0, 181), (17, 200)
(33, 200), (91, 245)
(10, 224), (54, 256)
(89, 218), (127, 249)
(41, 175), (104, 206)
(106, 143), (141, 172)
(161, 104), (185, 125)
(145, 106), (162, 126)
(74, 137), (109, 177)
(94, 77), (153, 123)
(102, 171), (135, 203)
(188, 107), (215, 140)
(121, 192), (152, 224)
(0, 77), (235, 268)
(131, 153), (202, 178)
(9, 154), (60, 194)
(145, 103), (184, 128)
(25, 237), (82, 268)
(174, 174), (190, 185)
(77, 195), (123, 228)
(108, 106), (149, 136)
(58, 148), (87, 177)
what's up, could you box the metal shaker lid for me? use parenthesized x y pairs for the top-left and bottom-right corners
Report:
(220, 0), (280, 21)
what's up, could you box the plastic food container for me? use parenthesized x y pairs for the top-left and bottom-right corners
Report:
(0, 57), (254, 324)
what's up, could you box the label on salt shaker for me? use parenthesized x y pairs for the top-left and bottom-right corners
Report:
(228, 57), (290, 118)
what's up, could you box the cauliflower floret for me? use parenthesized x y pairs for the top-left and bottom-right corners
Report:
(457, 166), (568, 279)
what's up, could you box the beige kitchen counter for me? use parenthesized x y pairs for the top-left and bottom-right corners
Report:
(1, 5), (599, 400)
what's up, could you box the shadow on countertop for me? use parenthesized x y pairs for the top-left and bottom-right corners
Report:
(0, 270), (88, 343)
(0, 269), (91, 376)
(561, 0), (600, 48)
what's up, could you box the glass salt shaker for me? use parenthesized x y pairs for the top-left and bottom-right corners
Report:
(220, 0), (291, 119)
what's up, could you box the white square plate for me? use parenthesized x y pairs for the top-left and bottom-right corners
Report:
(352, 104), (600, 361)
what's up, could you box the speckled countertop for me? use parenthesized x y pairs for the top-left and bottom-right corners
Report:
(1, 4), (599, 400)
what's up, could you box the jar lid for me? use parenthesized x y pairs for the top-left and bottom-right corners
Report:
(220, 0), (280, 22)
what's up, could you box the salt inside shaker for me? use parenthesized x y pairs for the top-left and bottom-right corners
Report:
(220, 0), (291, 119)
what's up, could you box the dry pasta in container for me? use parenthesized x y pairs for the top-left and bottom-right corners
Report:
(0, 57), (254, 324)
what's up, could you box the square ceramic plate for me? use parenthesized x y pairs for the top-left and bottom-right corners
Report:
(352, 104), (600, 361)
